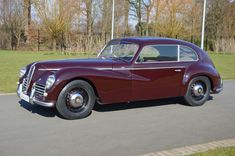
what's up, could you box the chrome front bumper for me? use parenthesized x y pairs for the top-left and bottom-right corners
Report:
(17, 84), (55, 107)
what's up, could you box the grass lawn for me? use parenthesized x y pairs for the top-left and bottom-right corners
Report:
(209, 53), (235, 80)
(0, 50), (95, 93)
(0, 50), (234, 93)
(189, 146), (235, 156)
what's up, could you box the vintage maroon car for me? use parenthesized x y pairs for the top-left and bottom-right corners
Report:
(17, 37), (223, 119)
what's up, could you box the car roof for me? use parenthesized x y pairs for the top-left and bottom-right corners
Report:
(112, 37), (194, 47)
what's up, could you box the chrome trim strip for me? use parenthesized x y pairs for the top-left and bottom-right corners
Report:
(29, 84), (35, 103)
(26, 63), (36, 92)
(97, 45), (107, 57)
(177, 45), (180, 61)
(97, 66), (185, 71)
(135, 59), (198, 64)
(96, 68), (113, 70)
(38, 68), (60, 71)
(38, 65), (187, 71)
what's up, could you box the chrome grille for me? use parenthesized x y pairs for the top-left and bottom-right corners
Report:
(34, 83), (46, 97)
(25, 63), (36, 92)
(22, 78), (28, 92)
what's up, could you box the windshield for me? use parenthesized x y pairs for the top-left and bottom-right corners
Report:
(98, 41), (139, 62)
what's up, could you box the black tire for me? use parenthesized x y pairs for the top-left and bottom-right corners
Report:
(184, 76), (211, 106)
(56, 80), (96, 119)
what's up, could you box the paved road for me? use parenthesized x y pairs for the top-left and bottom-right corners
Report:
(0, 81), (235, 156)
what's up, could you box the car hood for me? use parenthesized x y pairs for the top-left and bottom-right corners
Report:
(35, 58), (119, 70)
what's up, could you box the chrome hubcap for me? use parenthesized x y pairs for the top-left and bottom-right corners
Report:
(191, 81), (207, 101)
(66, 88), (89, 113)
(69, 92), (84, 107)
(192, 84), (204, 97)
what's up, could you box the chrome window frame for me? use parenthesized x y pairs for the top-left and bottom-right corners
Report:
(97, 41), (140, 62)
(179, 45), (199, 62)
(135, 44), (199, 64)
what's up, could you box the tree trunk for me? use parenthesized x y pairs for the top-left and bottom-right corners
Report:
(16, 34), (21, 49)
(124, 0), (130, 35)
(138, 0), (142, 36)
(154, 0), (159, 36)
(86, 0), (92, 37)
(24, 0), (31, 43)
(101, 0), (109, 39)
(146, 7), (150, 36)
(52, 38), (56, 51)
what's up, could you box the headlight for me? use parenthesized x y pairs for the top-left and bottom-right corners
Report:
(46, 75), (56, 89)
(19, 67), (26, 78)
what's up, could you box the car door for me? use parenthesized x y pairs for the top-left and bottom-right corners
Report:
(131, 44), (185, 101)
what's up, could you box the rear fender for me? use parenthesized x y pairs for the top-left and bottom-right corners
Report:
(181, 64), (220, 96)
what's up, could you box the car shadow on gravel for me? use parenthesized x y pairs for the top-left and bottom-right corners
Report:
(19, 100), (58, 118)
(18, 96), (214, 117)
(94, 97), (183, 112)
(94, 96), (214, 112)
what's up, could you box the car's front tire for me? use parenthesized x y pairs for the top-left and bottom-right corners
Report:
(56, 80), (96, 120)
(184, 76), (211, 106)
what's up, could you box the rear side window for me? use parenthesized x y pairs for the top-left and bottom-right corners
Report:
(138, 45), (178, 62)
(180, 46), (198, 61)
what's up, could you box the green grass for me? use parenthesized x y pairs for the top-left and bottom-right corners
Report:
(209, 53), (235, 80)
(0, 50), (234, 93)
(0, 50), (95, 93)
(189, 146), (235, 156)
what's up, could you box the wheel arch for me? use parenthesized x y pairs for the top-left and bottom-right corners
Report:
(181, 73), (214, 96)
(67, 77), (100, 100)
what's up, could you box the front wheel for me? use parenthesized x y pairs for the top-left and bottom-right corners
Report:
(56, 80), (96, 119)
(184, 76), (211, 106)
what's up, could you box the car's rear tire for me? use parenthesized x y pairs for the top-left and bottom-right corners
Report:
(56, 80), (96, 120)
(184, 76), (211, 106)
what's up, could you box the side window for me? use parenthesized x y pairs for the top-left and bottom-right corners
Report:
(138, 45), (178, 62)
(138, 46), (160, 62)
(180, 46), (198, 61)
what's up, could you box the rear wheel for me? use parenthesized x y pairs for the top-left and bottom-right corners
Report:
(184, 76), (211, 106)
(56, 80), (96, 119)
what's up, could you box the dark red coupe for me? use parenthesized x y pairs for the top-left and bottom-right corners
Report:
(17, 37), (223, 119)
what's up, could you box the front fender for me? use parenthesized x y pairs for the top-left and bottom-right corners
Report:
(46, 67), (103, 101)
(46, 67), (132, 104)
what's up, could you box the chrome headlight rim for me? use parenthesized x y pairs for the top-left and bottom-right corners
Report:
(19, 67), (27, 78)
(45, 75), (56, 90)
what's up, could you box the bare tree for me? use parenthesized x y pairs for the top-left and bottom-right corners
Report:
(142, 0), (154, 36)
(84, 0), (93, 37)
(101, 0), (111, 39)
(23, 0), (31, 42)
(129, 0), (144, 35)
(0, 0), (25, 49)
(36, 0), (74, 51)
(153, 0), (192, 38)
(124, 0), (130, 35)
(0, 0), (234, 53)
(206, 0), (235, 53)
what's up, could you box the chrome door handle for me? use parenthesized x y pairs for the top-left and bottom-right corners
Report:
(174, 69), (182, 72)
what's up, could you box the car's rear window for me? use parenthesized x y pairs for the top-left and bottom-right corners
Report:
(179, 46), (198, 61)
